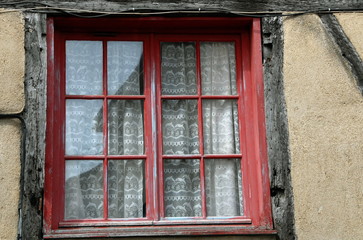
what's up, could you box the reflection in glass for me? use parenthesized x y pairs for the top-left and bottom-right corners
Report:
(66, 41), (103, 95)
(108, 100), (144, 155)
(162, 100), (199, 155)
(66, 100), (103, 156)
(164, 159), (201, 217)
(108, 160), (145, 218)
(200, 42), (237, 95)
(203, 99), (240, 154)
(161, 42), (197, 95)
(64, 160), (103, 219)
(108, 41), (144, 95)
(205, 158), (243, 216)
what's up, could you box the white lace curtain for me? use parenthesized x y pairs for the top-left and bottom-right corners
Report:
(64, 41), (243, 220)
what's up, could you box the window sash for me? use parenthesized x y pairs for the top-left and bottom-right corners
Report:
(44, 17), (274, 237)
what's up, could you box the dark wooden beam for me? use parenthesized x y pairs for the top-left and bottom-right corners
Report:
(320, 14), (363, 94)
(0, 0), (362, 13)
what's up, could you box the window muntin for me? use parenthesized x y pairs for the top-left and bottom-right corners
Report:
(64, 40), (148, 221)
(158, 40), (244, 220)
(63, 38), (245, 222)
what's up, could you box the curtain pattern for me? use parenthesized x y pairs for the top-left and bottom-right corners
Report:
(161, 42), (243, 217)
(107, 41), (144, 95)
(65, 160), (104, 219)
(164, 159), (202, 217)
(201, 42), (237, 95)
(108, 160), (145, 218)
(66, 99), (104, 156)
(66, 41), (103, 95)
(64, 41), (243, 219)
(162, 100), (199, 155)
(205, 159), (243, 216)
(161, 42), (197, 95)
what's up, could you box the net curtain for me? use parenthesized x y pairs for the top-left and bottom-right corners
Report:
(65, 41), (243, 219)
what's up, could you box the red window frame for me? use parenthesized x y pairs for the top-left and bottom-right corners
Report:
(44, 17), (275, 238)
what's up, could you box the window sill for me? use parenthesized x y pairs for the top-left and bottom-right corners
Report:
(44, 225), (277, 238)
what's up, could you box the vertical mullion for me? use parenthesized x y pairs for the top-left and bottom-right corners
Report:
(152, 34), (161, 220)
(196, 41), (207, 219)
(102, 40), (109, 220)
(144, 35), (156, 220)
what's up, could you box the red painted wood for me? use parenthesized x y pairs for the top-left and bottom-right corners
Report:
(102, 40), (109, 220)
(44, 17), (55, 233)
(195, 40), (207, 219)
(149, 33), (159, 221)
(59, 30), (67, 225)
(143, 34), (155, 221)
(44, 17), (274, 237)
(251, 18), (273, 228)
(155, 36), (165, 219)
(65, 95), (146, 99)
(236, 31), (251, 219)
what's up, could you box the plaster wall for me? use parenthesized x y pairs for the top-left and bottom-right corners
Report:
(0, 11), (24, 240)
(0, 120), (22, 239)
(335, 13), (363, 58)
(283, 14), (363, 240)
(0, 10), (24, 113)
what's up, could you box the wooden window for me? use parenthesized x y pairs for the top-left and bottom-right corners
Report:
(44, 17), (274, 238)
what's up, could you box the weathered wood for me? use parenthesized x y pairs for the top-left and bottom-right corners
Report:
(21, 12), (47, 239)
(320, 14), (363, 94)
(262, 17), (296, 240)
(0, 0), (362, 13)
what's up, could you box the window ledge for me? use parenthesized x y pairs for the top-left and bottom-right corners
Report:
(45, 226), (277, 238)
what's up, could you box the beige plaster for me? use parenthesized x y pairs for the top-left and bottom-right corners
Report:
(0, 119), (21, 240)
(284, 14), (363, 240)
(0, 10), (25, 114)
(335, 13), (363, 59)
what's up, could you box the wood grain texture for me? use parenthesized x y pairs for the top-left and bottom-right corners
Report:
(21, 12), (47, 239)
(0, 0), (362, 13)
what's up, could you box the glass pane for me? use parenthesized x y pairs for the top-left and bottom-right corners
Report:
(202, 99), (240, 154)
(64, 160), (103, 219)
(161, 42), (197, 95)
(164, 159), (201, 217)
(66, 100), (103, 155)
(162, 100), (199, 155)
(108, 100), (144, 155)
(66, 41), (103, 95)
(108, 160), (145, 218)
(200, 42), (237, 95)
(108, 41), (144, 95)
(205, 158), (243, 216)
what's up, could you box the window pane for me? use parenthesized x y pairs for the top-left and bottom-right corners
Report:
(201, 42), (237, 95)
(162, 100), (199, 155)
(203, 99), (240, 154)
(164, 159), (201, 217)
(108, 100), (144, 155)
(205, 158), (243, 216)
(66, 41), (103, 95)
(108, 160), (145, 218)
(65, 160), (103, 219)
(161, 42), (197, 95)
(66, 100), (103, 155)
(108, 42), (144, 95)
